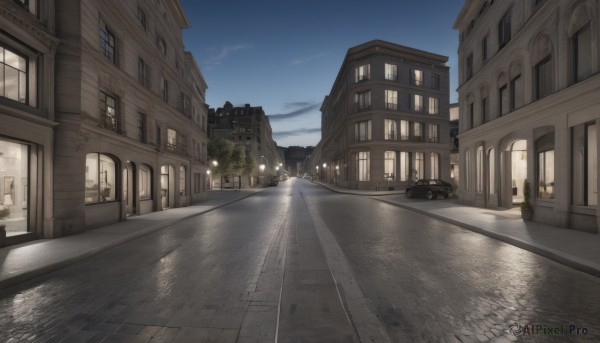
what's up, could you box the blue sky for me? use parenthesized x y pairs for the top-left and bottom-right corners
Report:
(180, 0), (464, 147)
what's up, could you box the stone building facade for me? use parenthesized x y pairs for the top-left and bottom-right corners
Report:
(52, 0), (208, 236)
(0, 0), (60, 244)
(207, 102), (281, 188)
(319, 40), (451, 190)
(454, 0), (600, 232)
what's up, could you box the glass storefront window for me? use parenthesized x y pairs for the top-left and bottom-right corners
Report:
(0, 139), (29, 236)
(85, 153), (116, 203)
(139, 165), (151, 200)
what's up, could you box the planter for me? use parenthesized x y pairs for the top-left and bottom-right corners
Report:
(0, 224), (5, 248)
(388, 186), (395, 191)
(521, 209), (534, 221)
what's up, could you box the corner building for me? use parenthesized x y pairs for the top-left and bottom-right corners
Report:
(53, 0), (209, 236)
(319, 40), (451, 190)
(454, 0), (600, 232)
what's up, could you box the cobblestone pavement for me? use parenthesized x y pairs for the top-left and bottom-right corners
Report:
(302, 182), (600, 343)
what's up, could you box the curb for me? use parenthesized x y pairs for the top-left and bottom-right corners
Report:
(0, 191), (261, 290)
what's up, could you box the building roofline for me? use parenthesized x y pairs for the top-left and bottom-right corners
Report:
(453, 0), (484, 30)
(165, 0), (190, 29)
(184, 52), (207, 90)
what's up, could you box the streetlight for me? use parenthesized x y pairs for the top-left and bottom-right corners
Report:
(206, 169), (211, 189)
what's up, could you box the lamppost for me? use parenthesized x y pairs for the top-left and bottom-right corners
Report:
(335, 165), (339, 185)
(315, 165), (319, 181)
(260, 155), (270, 187)
(206, 169), (211, 190)
(322, 163), (327, 183)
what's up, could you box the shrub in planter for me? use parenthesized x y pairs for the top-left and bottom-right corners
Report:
(520, 179), (533, 220)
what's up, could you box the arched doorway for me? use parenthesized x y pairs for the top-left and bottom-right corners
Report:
(510, 140), (527, 205)
(160, 165), (175, 209)
(123, 161), (136, 216)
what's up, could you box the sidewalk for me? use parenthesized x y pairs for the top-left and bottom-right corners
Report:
(315, 181), (600, 278)
(0, 189), (263, 289)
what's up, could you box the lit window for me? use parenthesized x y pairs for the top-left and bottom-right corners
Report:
(356, 152), (370, 181)
(100, 92), (119, 132)
(355, 120), (372, 142)
(167, 128), (177, 152)
(179, 166), (186, 196)
(139, 165), (152, 200)
(476, 147), (484, 193)
(538, 150), (554, 199)
(429, 153), (439, 179)
(385, 64), (397, 81)
(85, 153), (117, 203)
(428, 124), (439, 143)
(385, 90), (398, 110)
(0, 46), (28, 104)
(412, 69), (423, 86)
(415, 152), (424, 179)
(400, 152), (410, 181)
(384, 151), (396, 181)
(413, 122), (423, 142)
(400, 120), (410, 141)
(428, 97), (439, 115)
(413, 94), (424, 112)
(384, 119), (397, 140)
(355, 64), (370, 82)
(488, 148), (495, 195)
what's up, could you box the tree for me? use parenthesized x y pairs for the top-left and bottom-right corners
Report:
(231, 145), (245, 189)
(207, 138), (234, 190)
(243, 153), (256, 188)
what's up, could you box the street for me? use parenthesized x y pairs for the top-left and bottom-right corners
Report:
(1, 178), (599, 342)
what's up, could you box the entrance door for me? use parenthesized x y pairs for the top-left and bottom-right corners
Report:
(161, 165), (175, 209)
(510, 140), (527, 205)
(124, 162), (136, 215)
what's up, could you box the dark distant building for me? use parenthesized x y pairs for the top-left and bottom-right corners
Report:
(280, 146), (315, 176)
(208, 102), (281, 188)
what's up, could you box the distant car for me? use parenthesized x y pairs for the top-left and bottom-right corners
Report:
(405, 179), (453, 200)
(268, 176), (279, 186)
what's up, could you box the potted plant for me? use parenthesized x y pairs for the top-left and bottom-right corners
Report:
(0, 205), (9, 246)
(520, 179), (534, 220)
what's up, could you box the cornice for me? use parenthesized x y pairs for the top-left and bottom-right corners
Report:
(0, 2), (59, 52)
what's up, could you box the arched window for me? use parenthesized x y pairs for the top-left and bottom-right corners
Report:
(568, 3), (593, 82)
(85, 153), (117, 203)
(488, 148), (496, 195)
(531, 34), (553, 100)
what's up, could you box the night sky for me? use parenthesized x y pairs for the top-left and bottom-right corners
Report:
(180, 0), (465, 147)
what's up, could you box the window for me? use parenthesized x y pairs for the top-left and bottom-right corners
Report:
(488, 148), (495, 195)
(482, 35), (488, 62)
(535, 56), (552, 100)
(156, 125), (162, 150)
(100, 91), (119, 133)
(400, 120), (410, 141)
(400, 152), (410, 181)
(178, 92), (191, 116)
(476, 147), (484, 193)
(137, 7), (146, 30)
(412, 69), (423, 86)
(469, 102), (475, 128)
(385, 64), (397, 81)
(139, 165), (151, 200)
(465, 149), (471, 190)
(355, 120), (372, 142)
(466, 53), (473, 80)
(157, 35), (167, 55)
(385, 90), (398, 110)
(179, 166), (186, 196)
(167, 128), (178, 152)
(429, 153), (439, 179)
(538, 150), (554, 199)
(481, 97), (488, 123)
(510, 74), (522, 110)
(431, 74), (440, 90)
(573, 24), (592, 83)
(413, 122), (423, 142)
(138, 58), (149, 88)
(99, 25), (116, 64)
(13, 0), (37, 15)
(498, 9), (512, 48)
(85, 153), (117, 204)
(428, 97), (439, 115)
(428, 124), (439, 143)
(0, 46), (28, 104)
(355, 64), (370, 82)
(415, 152), (424, 179)
(384, 119), (397, 140)
(586, 125), (597, 205)
(356, 152), (370, 181)
(384, 151), (396, 181)
(160, 76), (168, 102)
(0, 139), (29, 233)
(499, 84), (508, 115)
(413, 94), (424, 112)
(138, 113), (147, 143)
(355, 90), (371, 111)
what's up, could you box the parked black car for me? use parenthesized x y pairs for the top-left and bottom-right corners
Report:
(405, 179), (453, 200)
(268, 176), (279, 186)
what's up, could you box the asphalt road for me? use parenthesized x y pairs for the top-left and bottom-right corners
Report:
(0, 178), (599, 342)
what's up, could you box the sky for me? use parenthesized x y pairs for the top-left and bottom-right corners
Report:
(179, 0), (465, 148)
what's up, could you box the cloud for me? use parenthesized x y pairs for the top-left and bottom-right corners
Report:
(273, 128), (321, 139)
(202, 44), (253, 68)
(290, 52), (329, 65)
(270, 101), (321, 121)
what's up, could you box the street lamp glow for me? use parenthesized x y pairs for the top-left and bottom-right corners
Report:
(276, 166), (280, 171)
(259, 164), (266, 171)
(323, 163), (327, 168)
(212, 160), (218, 167)
(316, 166), (319, 170)
(335, 165), (339, 170)
(279, 163), (283, 167)
(206, 170), (211, 175)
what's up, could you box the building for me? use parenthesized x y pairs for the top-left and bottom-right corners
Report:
(454, 0), (600, 233)
(280, 146), (314, 177)
(0, 0), (60, 244)
(51, 0), (208, 237)
(449, 103), (460, 188)
(207, 102), (281, 188)
(318, 40), (451, 190)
